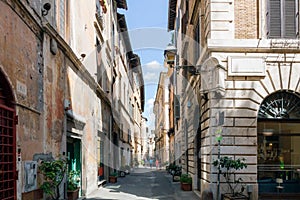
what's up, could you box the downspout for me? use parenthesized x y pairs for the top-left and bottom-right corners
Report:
(62, 56), (68, 199)
(109, 0), (114, 173)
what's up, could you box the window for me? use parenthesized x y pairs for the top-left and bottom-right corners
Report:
(194, 19), (200, 65)
(128, 129), (131, 143)
(57, 0), (67, 37)
(120, 124), (124, 140)
(267, 0), (299, 38)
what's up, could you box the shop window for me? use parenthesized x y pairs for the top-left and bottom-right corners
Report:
(258, 91), (300, 194)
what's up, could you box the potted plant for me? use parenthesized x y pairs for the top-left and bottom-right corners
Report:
(109, 171), (118, 183)
(67, 170), (80, 200)
(180, 174), (192, 191)
(213, 156), (248, 200)
(38, 157), (67, 200)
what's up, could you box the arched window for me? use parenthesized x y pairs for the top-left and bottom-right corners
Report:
(258, 90), (300, 119)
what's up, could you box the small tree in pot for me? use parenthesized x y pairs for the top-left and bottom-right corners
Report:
(213, 156), (248, 200)
(67, 170), (80, 200)
(38, 157), (67, 200)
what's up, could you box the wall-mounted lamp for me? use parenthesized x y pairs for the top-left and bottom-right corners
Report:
(164, 44), (201, 75)
(42, 3), (51, 16)
(164, 44), (176, 66)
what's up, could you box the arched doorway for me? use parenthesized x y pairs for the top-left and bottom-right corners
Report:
(0, 72), (17, 199)
(257, 90), (300, 197)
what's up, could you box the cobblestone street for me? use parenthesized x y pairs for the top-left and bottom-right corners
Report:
(86, 168), (200, 200)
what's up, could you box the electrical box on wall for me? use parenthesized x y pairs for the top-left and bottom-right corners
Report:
(24, 161), (37, 192)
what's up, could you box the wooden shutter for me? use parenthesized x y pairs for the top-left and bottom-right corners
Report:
(269, 0), (281, 38)
(268, 0), (298, 38)
(59, 0), (65, 36)
(174, 95), (180, 120)
(284, 0), (297, 38)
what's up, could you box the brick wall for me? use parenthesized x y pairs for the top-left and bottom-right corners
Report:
(235, 0), (258, 39)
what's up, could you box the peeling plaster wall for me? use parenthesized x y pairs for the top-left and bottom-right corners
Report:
(0, 0), (44, 162)
(0, 0), (66, 198)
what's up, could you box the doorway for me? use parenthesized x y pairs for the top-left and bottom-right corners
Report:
(0, 72), (16, 200)
(67, 138), (82, 195)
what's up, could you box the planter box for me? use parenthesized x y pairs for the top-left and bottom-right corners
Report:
(109, 176), (117, 183)
(222, 193), (248, 200)
(67, 188), (79, 200)
(181, 182), (192, 191)
(22, 189), (43, 200)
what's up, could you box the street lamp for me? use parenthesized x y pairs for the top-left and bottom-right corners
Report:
(164, 44), (200, 75)
(164, 44), (176, 66)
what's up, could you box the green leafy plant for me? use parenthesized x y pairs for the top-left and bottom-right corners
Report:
(67, 170), (80, 191)
(213, 156), (247, 197)
(109, 171), (118, 177)
(38, 157), (67, 200)
(180, 174), (192, 184)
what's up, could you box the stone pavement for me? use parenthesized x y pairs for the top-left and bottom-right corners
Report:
(85, 167), (200, 200)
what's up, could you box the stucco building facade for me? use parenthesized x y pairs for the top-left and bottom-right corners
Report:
(0, 0), (144, 199)
(154, 72), (170, 167)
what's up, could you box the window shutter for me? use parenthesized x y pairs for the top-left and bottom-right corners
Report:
(284, 0), (297, 38)
(59, 0), (65, 37)
(174, 95), (180, 120)
(266, 0), (270, 37)
(269, 0), (281, 38)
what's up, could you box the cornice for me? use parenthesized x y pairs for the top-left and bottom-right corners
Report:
(5, 0), (43, 39)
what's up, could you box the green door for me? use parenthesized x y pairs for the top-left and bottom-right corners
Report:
(67, 138), (81, 193)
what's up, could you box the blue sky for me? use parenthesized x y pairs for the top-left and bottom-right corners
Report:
(119, 0), (171, 131)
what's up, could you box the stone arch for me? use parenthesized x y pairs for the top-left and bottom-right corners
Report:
(0, 68), (17, 199)
(0, 66), (16, 107)
(254, 63), (300, 105)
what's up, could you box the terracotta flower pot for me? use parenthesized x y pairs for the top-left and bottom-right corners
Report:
(181, 182), (192, 191)
(67, 188), (79, 200)
(109, 176), (117, 183)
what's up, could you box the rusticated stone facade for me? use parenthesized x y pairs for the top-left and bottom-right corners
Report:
(168, 0), (300, 199)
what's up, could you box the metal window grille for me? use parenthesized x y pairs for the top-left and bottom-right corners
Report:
(0, 105), (16, 200)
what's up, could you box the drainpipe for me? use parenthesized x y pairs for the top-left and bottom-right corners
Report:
(217, 140), (221, 200)
(62, 58), (68, 199)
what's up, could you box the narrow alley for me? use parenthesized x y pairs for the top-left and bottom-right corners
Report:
(2, 0), (300, 200)
(87, 168), (200, 200)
